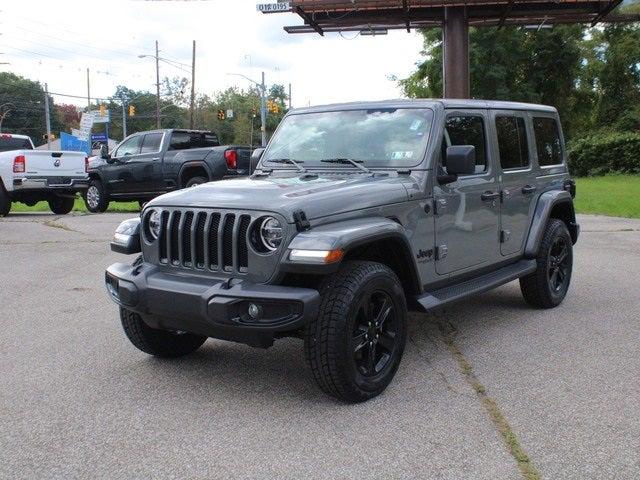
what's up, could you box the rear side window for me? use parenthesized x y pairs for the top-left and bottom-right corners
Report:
(140, 133), (163, 153)
(495, 116), (530, 169)
(533, 117), (563, 166)
(169, 132), (220, 150)
(444, 115), (487, 174)
(0, 136), (32, 152)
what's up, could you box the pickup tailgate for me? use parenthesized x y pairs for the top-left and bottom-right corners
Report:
(22, 150), (86, 177)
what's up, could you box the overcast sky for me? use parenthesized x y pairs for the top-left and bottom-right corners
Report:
(0, 0), (424, 108)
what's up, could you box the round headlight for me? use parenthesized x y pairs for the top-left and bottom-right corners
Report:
(148, 209), (162, 240)
(259, 217), (283, 251)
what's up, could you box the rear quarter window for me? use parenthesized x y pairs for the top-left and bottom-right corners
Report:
(532, 117), (563, 166)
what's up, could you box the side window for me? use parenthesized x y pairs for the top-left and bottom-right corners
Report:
(169, 132), (191, 150)
(140, 133), (163, 153)
(496, 116), (530, 169)
(532, 117), (563, 166)
(444, 115), (487, 174)
(114, 135), (142, 157)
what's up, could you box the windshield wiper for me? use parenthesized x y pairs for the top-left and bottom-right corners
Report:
(268, 158), (306, 172)
(320, 158), (371, 173)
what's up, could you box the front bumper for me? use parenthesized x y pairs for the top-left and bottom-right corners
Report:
(13, 176), (89, 191)
(105, 262), (320, 348)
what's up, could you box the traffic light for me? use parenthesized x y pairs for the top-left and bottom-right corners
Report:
(267, 100), (280, 114)
(42, 133), (56, 141)
(99, 104), (106, 117)
(217, 109), (226, 120)
(128, 105), (136, 117)
(251, 107), (257, 117)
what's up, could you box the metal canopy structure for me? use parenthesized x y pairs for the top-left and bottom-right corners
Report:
(263, 0), (640, 98)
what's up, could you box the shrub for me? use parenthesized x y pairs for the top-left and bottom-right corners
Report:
(567, 132), (640, 176)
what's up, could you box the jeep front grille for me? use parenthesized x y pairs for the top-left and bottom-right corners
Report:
(158, 209), (252, 273)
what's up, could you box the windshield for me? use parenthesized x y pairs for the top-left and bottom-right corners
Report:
(263, 108), (434, 168)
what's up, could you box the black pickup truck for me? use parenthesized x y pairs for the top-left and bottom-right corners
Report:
(84, 129), (250, 212)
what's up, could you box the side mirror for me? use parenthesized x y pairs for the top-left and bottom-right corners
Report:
(100, 144), (111, 160)
(438, 145), (476, 184)
(250, 147), (265, 173)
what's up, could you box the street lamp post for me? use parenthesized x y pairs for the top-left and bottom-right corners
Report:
(138, 41), (161, 128)
(226, 71), (267, 147)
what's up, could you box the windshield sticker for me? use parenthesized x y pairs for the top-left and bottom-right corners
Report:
(390, 151), (414, 160)
(409, 119), (423, 131)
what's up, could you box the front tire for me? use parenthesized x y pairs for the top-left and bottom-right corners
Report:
(48, 196), (75, 215)
(304, 261), (408, 403)
(520, 218), (573, 309)
(120, 308), (207, 358)
(84, 180), (109, 213)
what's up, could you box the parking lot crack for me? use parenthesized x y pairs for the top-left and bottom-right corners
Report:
(438, 322), (541, 480)
(41, 218), (82, 233)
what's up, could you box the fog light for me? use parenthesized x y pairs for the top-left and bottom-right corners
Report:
(248, 303), (262, 319)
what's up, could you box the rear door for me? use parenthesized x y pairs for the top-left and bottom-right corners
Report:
(434, 110), (501, 275)
(135, 132), (165, 192)
(492, 110), (536, 256)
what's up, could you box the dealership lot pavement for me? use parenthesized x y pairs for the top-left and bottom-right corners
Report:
(1, 212), (638, 479)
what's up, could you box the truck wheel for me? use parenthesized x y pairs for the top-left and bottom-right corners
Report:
(520, 218), (573, 309)
(120, 308), (207, 358)
(304, 261), (408, 403)
(185, 176), (207, 188)
(48, 196), (75, 215)
(84, 180), (109, 213)
(0, 188), (10, 217)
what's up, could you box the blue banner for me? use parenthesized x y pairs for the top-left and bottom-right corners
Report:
(61, 132), (90, 155)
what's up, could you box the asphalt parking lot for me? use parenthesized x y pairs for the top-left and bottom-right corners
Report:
(1, 212), (639, 480)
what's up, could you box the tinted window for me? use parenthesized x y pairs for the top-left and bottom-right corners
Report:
(115, 135), (142, 157)
(444, 115), (486, 173)
(169, 131), (220, 150)
(496, 116), (530, 169)
(0, 136), (32, 152)
(140, 133), (163, 153)
(533, 117), (562, 166)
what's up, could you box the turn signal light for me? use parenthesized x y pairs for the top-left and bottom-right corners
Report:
(13, 155), (25, 173)
(224, 149), (238, 170)
(289, 248), (344, 264)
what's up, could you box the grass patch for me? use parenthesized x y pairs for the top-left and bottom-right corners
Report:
(574, 175), (640, 219)
(10, 197), (140, 214)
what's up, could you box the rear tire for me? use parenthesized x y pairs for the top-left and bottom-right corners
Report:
(48, 196), (75, 215)
(120, 308), (207, 358)
(185, 176), (207, 188)
(304, 261), (408, 403)
(84, 180), (109, 213)
(520, 218), (573, 309)
(0, 187), (10, 217)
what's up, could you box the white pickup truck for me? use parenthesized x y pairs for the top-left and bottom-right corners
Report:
(0, 134), (89, 216)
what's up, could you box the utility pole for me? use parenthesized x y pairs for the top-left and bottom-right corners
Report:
(155, 40), (161, 128)
(190, 40), (196, 129)
(260, 71), (267, 147)
(121, 96), (127, 140)
(288, 83), (292, 110)
(44, 83), (51, 150)
(86, 68), (91, 112)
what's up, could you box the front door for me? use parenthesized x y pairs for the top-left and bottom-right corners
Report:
(434, 110), (501, 275)
(105, 134), (143, 194)
(492, 111), (536, 256)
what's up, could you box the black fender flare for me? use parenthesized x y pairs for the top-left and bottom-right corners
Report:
(524, 190), (579, 257)
(178, 161), (212, 187)
(284, 217), (422, 294)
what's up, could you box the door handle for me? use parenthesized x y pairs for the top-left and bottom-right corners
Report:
(522, 185), (537, 195)
(481, 191), (500, 201)
(151, 157), (160, 161)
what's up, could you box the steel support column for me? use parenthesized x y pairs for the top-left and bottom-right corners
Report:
(443, 7), (470, 99)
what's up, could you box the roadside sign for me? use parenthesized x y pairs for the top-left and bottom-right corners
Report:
(91, 109), (110, 123)
(226, 109), (234, 119)
(91, 133), (108, 142)
(256, 2), (291, 12)
(77, 112), (94, 141)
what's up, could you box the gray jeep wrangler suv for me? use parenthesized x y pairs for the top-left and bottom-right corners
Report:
(105, 99), (579, 403)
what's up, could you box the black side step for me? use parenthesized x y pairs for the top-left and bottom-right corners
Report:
(415, 259), (537, 312)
